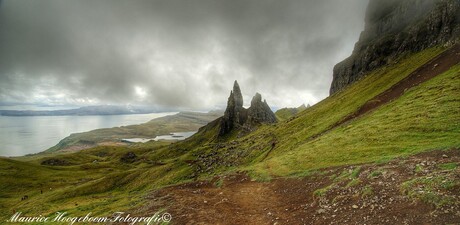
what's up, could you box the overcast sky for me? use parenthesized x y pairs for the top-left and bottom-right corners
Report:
(0, 0), (368, 111)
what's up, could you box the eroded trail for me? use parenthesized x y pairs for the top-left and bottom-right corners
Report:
(137, 149), (460, 225)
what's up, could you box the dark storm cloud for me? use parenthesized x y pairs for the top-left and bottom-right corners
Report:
(0, 0), (368, 110)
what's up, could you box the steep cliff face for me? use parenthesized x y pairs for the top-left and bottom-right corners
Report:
(219, 81), (276, 136)
(330, 0), (460, 94)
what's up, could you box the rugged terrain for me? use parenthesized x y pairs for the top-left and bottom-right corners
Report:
(139, 149), (460, 225)
(1, 43), (457, 225)
(0, 0), (459, 224)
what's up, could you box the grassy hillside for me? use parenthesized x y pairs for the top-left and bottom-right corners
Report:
(45, 111), (222, 152)
(175, 46), (458, 179)
(1, 45), (458, 222)
(253, 63), (460, 177)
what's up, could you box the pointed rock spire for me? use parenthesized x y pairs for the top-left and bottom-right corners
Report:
(219, 81), (276, 137)
(232, 80), (243, 109)
(219, 81), (247, 136)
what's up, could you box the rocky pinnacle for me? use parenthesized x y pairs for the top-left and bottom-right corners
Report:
(219, 81), (276, 136)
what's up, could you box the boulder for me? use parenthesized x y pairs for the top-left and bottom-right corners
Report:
(120, 152), (137, 163)
(41, 158), (71, 166)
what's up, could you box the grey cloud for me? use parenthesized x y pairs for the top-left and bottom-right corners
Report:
(0, 0), (368, 110)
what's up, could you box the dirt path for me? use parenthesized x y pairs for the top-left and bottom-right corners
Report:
(137, 149), (460, 225)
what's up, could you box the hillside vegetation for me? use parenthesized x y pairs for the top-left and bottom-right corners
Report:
(0, 45), (459, 223)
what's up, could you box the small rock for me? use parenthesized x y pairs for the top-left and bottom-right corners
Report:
(41, 158), (71, 166)
(442, 154), (448, 158)
(352, 205), (359, 209)
(120, 152), (137, 163)
(316, 209), (326, 214)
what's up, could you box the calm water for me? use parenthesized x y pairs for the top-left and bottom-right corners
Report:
(0, 112), (175, 157)
(122, 131), (197, 143)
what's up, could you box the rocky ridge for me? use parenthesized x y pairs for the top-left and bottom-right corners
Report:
(330, 0), (460, 94)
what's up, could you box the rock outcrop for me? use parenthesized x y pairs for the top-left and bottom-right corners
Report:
(219, 81), (247, 136)
(120, 152), (137, 163)
(330, 0), (460, 94)
(219, 81), (276, 136)
(41, 158), (72, 166)
(246, 93), (277, 125)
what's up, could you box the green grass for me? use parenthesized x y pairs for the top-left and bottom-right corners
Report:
(438, 162), (457, 170)
(415, 164), (424, 173)
(368, 169), (384, 178)
(361, 185), (374, 198)
(401, 175), (459, 208)
(313, 184), (333, 197)
(214, 178), (224, 188)
(350, 167), (361, 179)
(0, 143), (197, 221)
(346, 179), (361, 187)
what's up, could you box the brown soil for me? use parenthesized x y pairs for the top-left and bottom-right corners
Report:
(137, 149), (460, 225)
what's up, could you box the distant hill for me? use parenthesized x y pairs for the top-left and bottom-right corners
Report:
(0, 105), (159, 116)
(45, 111), (222, 152)
(275, 104), (310, 121)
